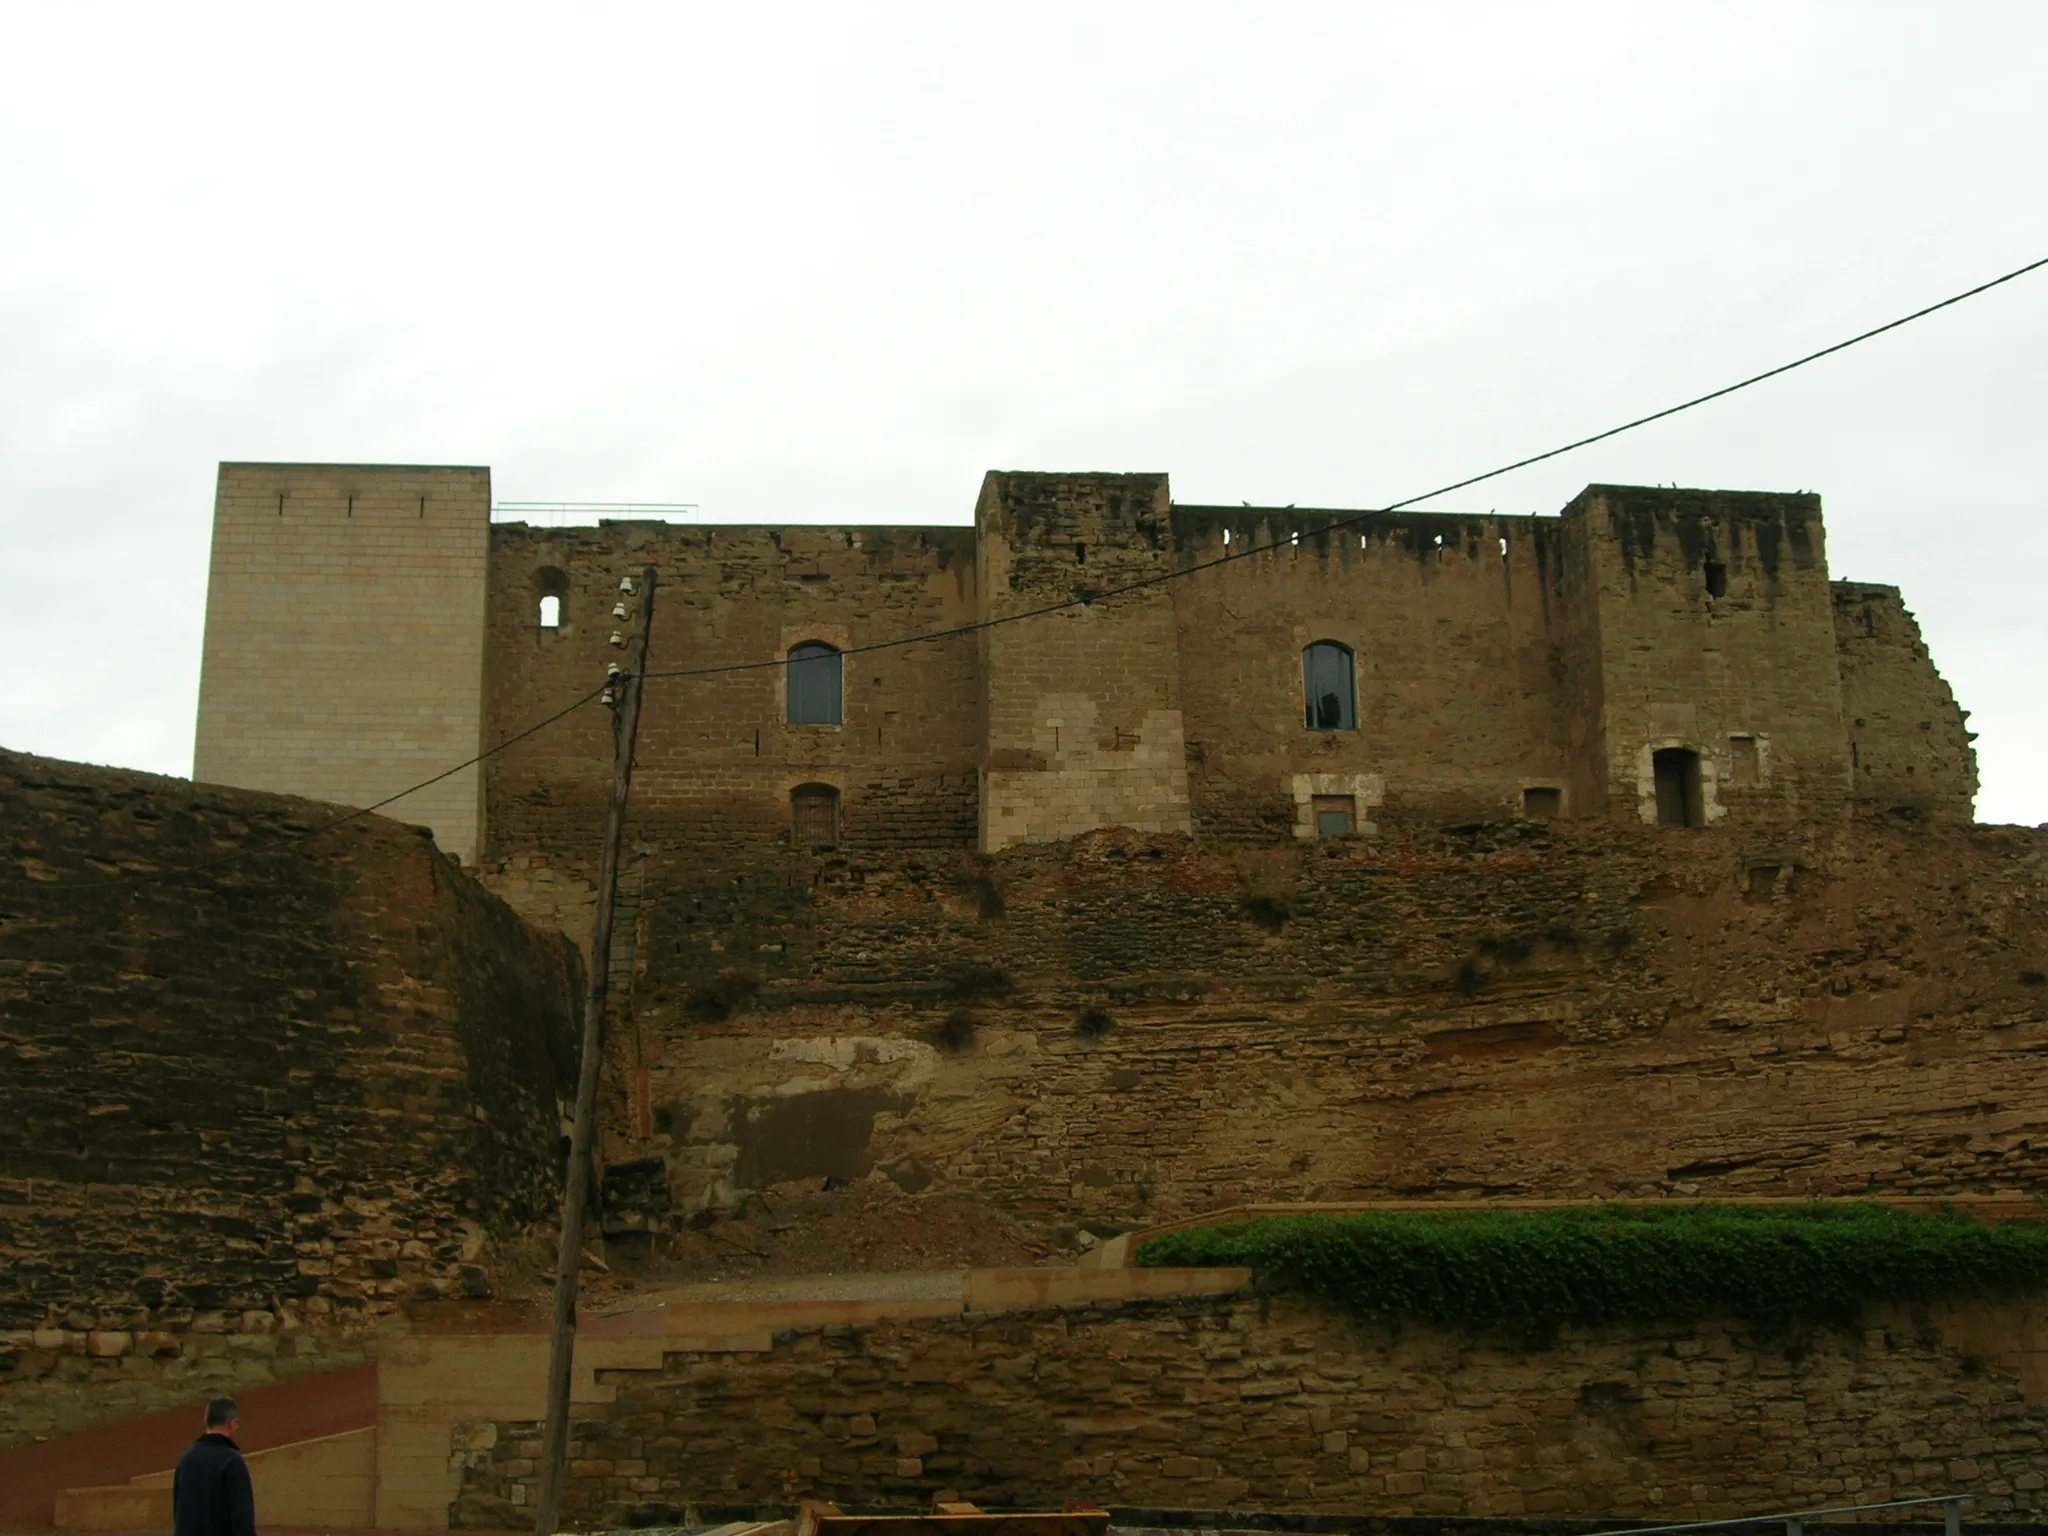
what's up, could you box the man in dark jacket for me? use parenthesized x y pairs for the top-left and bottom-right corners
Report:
(171, 1396), (257, 1536)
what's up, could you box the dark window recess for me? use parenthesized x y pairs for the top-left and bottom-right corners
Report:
(791, 784), (840, 847)
(1522, 786), (1562, 819)
(1704, 560), (1728, 598)
(1302, 642), (1356, 731)
(1075, 542), (1086, 565)
(1312, 794), (1354, 837)
(787, 642), (843, 725)
(1730, 735), (1759, 787)
(1653, 747), (1704, 828)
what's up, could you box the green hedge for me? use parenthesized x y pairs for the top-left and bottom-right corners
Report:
(1134, 1204), (2048, 1330)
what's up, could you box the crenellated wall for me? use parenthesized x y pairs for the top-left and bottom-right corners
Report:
(193, 464), (1980, 870)
(1564, 485), (1852, 827)
(1169, 507), (1575, 834)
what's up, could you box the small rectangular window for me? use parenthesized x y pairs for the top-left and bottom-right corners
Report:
(791, 784), (840, 847)
(1312, 794), (1354, 838)
(1522, 786), (1562, 819)
(1730, 736), (1759, 787)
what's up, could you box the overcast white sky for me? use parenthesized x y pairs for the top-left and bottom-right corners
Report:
(2, 3), (2043, 822)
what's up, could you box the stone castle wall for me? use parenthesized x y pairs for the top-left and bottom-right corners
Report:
(0, 750), (582, 1446)
(1167, 507), (1575, 835)
(192, 464), (1978, 878)
(483, 518), (981, 867)
(454, 1290), (2048, 1527)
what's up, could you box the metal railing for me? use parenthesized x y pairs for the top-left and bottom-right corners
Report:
(493, 501), (699, 526)
(1598, 1496), (1971, 1536)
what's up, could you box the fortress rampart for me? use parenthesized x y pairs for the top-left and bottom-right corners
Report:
(192, 465), (1977, 874)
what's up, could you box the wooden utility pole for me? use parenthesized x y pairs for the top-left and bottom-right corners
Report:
(535, 565), (657, 1536)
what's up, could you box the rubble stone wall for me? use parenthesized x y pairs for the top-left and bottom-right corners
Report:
(544, 814), (2048, 1226)
(454, 1291), (2048, 1526)
(0, 750), (582, 1445)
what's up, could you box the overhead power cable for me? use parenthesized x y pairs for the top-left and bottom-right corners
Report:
(20, 251), (2045, 896)
(27, 683), (609, 896)
(645, 251), (2048, 681)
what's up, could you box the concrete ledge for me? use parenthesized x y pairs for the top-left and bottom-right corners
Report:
(53, 1484), (170, 1531)
(964, 1266), (1249, 1311)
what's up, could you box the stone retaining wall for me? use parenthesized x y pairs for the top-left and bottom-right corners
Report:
(455, 1291), (2048, 1529)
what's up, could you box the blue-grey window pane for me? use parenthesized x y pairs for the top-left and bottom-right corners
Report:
(1303, 643), (1355, 730)
(788, 643), (843, 725)
(1316, 809), (1352, 838)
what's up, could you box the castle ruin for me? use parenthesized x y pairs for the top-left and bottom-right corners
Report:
(193, 464), (1977, 873)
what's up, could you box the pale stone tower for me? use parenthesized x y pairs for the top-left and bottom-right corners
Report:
(193, 463), (492, 863)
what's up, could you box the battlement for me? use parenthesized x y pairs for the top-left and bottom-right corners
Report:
(192, 464), (1976, 869)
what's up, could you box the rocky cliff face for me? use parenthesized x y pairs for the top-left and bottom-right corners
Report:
(488, 816), (2048, 1235)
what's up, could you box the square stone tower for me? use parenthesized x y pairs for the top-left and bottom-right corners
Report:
(976, 472), (1193, 850)
(1558, 484), (1852, 826)
(193, 463), (492, 863)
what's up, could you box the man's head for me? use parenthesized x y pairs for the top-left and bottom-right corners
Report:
(204, 1396), (240, 1438)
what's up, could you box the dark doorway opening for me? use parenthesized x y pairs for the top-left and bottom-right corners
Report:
(1653, 748), (1703, 828)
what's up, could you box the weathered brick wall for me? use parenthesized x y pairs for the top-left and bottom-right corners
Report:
(581, 816), (2047, 1223)
(1169, 507), (1576, 833)
(978, 473), (1192, 850)
(454, 1292), (2048, 1526)
(483, 521), (980, 868)
(1833, 582), (1978, 822)
(1566, 486), (1851, 826)
(194, 463), (492, 863)
(0, 750), (582, 1444)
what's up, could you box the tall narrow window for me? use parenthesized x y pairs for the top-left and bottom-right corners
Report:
(791, 783), (840, 847)
(538, 594), (562, 628)
(787, 642), (843, 725)
(1302, 642), (1356, 731)
(1653, 747), (1703, 828)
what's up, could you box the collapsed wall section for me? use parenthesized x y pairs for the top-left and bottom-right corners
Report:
(1833, 581), (1978, 822)
(0, 749), (581, 1445)
(194, 463), (493, 864)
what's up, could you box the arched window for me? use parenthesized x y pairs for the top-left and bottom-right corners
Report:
(1302, 642), (1356, 731)
(533, 566), (569, 629)
(791, 783), (840, 847)
(787, 642), (843, 725)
